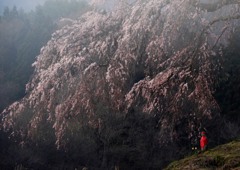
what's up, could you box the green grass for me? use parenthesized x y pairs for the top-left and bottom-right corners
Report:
(164, 139), (240, 170)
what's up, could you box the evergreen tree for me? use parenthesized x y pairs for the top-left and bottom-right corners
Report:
(3, 6), (9, 19)
(10, 6), (18, 18)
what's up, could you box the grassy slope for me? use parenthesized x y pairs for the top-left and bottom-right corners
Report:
(164, 139), (240, 170)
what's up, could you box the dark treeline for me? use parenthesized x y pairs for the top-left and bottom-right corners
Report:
(0, 0), (89, 113)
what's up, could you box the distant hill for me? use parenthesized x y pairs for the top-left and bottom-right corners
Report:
(164, 139), (240, 170)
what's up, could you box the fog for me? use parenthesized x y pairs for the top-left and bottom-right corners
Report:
(0, 0), (46, 14)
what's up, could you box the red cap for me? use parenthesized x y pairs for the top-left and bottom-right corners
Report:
(201, 131), (206, 135)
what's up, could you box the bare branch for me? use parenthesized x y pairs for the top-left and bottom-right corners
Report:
(190, 0), (240, 12)
(193, 14), (240, 56)
(212, 25), (229, 49)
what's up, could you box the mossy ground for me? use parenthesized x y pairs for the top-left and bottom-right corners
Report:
(164, 139), (240, 170)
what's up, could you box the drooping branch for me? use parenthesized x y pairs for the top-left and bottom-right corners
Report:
(190, 0), (240, 12)
(192, 14), (240, 55)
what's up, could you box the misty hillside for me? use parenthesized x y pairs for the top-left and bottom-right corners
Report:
(0, 0), (45, 14)
(1, 0), (240, 169)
